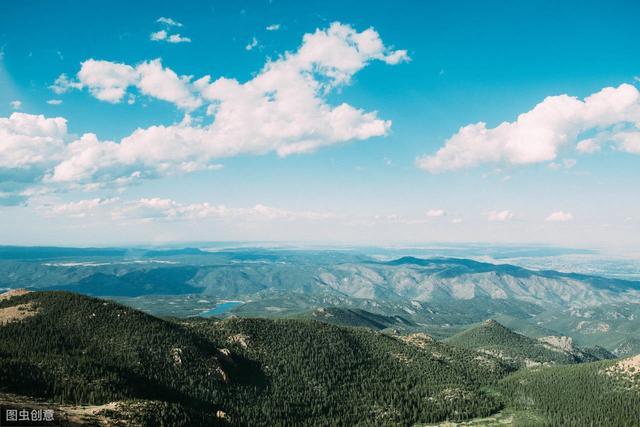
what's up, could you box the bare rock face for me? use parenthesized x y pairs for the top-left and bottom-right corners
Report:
(227, 333), (250, 349)
(0, 290), (38, 325)
(538, 335), (575, 353)
(0, 289), (31, 301)
(606, 355), (640, 389)
(399, 332), (433, 349)
(216, 348), (236, 367)
(215, 366), (229, 383)
(216, 410), (230, 421)
(170, 348), (183, 366)
(0, 303), (38, 325)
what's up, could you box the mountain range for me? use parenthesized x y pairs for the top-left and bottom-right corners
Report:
(1, 289), (638, 426)
(1, 246), (638, 356)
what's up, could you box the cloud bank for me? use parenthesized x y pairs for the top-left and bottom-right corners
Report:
(418, 84), (640, 173)
(1, 23), (407, 199)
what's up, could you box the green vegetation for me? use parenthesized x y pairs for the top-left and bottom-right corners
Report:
(0, 291), (229, 424)
(1, 290), (637, 426)
(0, 291), (508, 426)
(297, 306), (414, 330)
(497, 360), (640, 426)
(445, 320), (607, 368)
(190, 317), (508, 426)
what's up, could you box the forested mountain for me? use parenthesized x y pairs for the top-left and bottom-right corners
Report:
(1, 289), (637, 426)
(497, 356), (640, 426)
(445, 319), (614, 368)
(0, 290), (508, 426)
(298, 306), (415, 330)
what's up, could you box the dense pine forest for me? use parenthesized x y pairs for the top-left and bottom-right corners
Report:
(498, 360), (640, 426)
(0, 290), (638, 426)
(445, 319), (612, 368)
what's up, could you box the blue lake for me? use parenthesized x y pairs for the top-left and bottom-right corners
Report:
(200, 301), (244, 317)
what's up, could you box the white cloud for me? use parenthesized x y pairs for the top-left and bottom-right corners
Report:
(76, 59), (138, 103)
(245, 37), (258, 51)
(487, 210), (514, 222)
(46, 99), (63, 105)
(38, 197), (335, 223)
(150, 30), (168, 41)
(418, 83), (640, 173)
(47, 197), (119, 218)
(151, 29), (191, 44)
(266, 24), (281, 31)
(0, 113), (67, 170)
(167, 34), (191, 43)
(613, 131), (640, 154)
(10, 100), (21, 110)
(157, 17), (182, 27)
(545, 211), (573, 222)
(53, 58), (201, 110)
(451, 218), (463, 224)
(24, 22), (405, 189)
(576, 138), (601, 154)
(135, 59), (201, 109)
(50, 73), (82, 94)
(426, 209), (446, 217)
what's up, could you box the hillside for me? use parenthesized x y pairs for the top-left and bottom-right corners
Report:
(299, 306), (415, 330)
(0, 289), (511, 426)
(188, 316), (509, 425)
(496, 356), (640, 426)
(445, 320), (613, 368)
(0, 289), (232, 425)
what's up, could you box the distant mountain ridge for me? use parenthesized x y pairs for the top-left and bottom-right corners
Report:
(2, 249), (639, 355)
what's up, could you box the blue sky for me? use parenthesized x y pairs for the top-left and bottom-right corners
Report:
(1, 0), (639, 247)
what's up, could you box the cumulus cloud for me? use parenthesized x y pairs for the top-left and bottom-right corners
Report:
(0, 113), (68, 202)
(266, 24), (281, 31)
(50, 73), (82, 94)
(167, 34), (191, 43)
(152, 17), (190, 43)
(487, 210), (514, 222)
(35, 22), (405, 188)
(417, 83), (640, 173)
(545, 211), (574, 222)
(150, 30), (168, 41)
(150, 29), (191, 44)
(613, 131), (640, 154)
(75, 59), (139, 103)
(52, 58), (201, 109)
(47, 99), (63, 105)
(0, 22), (405, 198)
(426, 209), (446, 217)
(0, 113), (67, 171)
(10, 100), (21, 110)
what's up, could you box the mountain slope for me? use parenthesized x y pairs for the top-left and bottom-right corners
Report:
(445, 320), (611, 368)
(496, 356), (640, 426)
(0, 290), (233, 425)
(0, 290), (511, 426)
(299, 306), (415, 330)
(190, 316), (510, 425)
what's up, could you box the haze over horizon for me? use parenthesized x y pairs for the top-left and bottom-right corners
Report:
(1, 0), (639, 248)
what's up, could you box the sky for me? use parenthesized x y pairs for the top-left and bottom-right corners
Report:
(0, 0), (639, 248)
